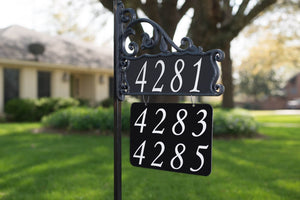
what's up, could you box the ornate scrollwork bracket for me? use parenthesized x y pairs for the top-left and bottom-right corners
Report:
(114, 2), (224, 100)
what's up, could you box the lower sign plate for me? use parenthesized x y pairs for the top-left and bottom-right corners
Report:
(130, 103), (213, 176)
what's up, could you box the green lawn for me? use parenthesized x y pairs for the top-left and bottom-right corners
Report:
(0, 113), (299, 200)
(251, 110), (300, 123)
(251, 111), (300, 128)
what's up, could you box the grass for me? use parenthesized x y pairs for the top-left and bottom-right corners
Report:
(0, 112), (299, 200)
(255, 115), (300, 124)
(251, 110), (300, 127)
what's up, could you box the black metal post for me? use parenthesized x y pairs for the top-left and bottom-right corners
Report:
(113, 99), (122, 200)
(113, 1), (122, 200)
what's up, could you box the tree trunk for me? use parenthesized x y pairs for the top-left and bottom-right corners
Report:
(221, 42), (234, 108)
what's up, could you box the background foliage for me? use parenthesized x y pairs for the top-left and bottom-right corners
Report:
(42, 104), (258, 136)
(42, 102), (131, 132)
(4, 98), (79, 122)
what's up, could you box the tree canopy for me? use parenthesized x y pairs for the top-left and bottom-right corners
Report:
(237, 32), (300, 102)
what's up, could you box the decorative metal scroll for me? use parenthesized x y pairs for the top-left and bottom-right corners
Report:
(115, 2), (224, 100)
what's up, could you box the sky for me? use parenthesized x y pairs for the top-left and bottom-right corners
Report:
(0, 0), (51, 31)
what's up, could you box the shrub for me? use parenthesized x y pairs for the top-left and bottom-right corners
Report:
(42, 107), (99, 131)
(77, 98), (90, 107)
(42, 104), (258, 137)
(121, 102), (131, 132)
(5, 98), (79, 122)
(97, 106), (114, 131)
(54, 98), (80, 110)
(99, 98), (114, 108)
(41, 108), (72, 128)
(69, 108), (98, 131)
(96, 102), (131, 132)
(42, 102), (132, 132)
(0, 115), (5, 123)
(213, 108), (258, 136)
(5, 99), (37, 121)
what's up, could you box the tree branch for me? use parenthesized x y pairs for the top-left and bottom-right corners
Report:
(221, 0), (233, 27)
(236, 0), (251, 17)
(160, 0), (182, 37)
(99, 0), (113, 12)
(140, 1), (160, 22)
(228, 0), (277, 38)
(243, 0), (277, 25)
(178, 0), (195, 19)
(223, 0), (233, 15)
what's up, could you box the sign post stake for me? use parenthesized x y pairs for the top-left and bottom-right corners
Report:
(113, 99), (122, 200)
(113, 0), (122, 200)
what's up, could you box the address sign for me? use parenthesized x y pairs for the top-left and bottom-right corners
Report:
(114, 1), (224, 184)
(130, 103), (213, 176)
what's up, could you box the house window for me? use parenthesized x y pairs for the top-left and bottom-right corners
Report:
(38, 71), (51, 98)
(4, 68), (19, 104)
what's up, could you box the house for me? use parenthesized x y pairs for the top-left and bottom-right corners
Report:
(0, 25), (114, 114)
(236, 72), (300, 110)
(285, 73), (300, 109)
(257, 73), (300, 110)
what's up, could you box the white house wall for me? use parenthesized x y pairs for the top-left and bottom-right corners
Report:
(70, 73), (110, 105)
(51, 70), (70, 98)
(94, 74), (109, 103)
(79, 74), (94, 102)
(20, 67), (37, 99)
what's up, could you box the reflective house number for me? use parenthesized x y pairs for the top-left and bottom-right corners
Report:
(130, 103), (213, 176)
(135, 58), (202, 93)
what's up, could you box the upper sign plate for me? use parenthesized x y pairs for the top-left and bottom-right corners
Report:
(123, 52), (224, 96)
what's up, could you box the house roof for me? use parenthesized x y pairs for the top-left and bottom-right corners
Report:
(0, 25), (113, 69)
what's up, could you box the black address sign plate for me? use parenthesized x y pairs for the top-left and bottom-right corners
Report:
(130, 103), (213, 176)
(124, 52), (224, 96)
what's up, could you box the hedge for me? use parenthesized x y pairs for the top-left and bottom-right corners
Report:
(42, 103), (131, 132)
(213, 108), (258, 136)
(5, 98), (80, 122)
(42, 105), (258, 136)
